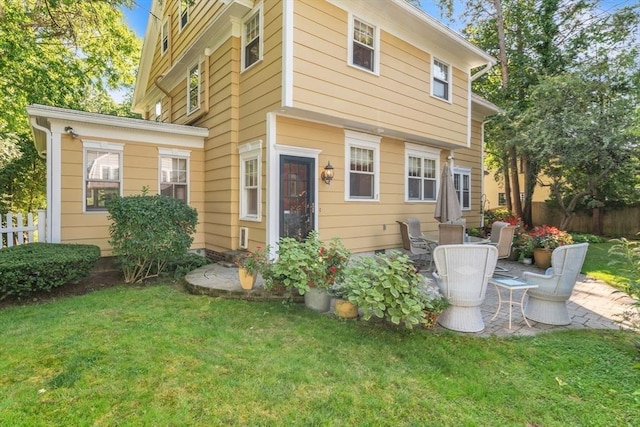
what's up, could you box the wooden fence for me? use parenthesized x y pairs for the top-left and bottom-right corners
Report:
(532, 203), (640, 238)
(1, 210), (46, 248)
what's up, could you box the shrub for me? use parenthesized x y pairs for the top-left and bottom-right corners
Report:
(342, 251), (427, 329)
(570, 233), (605, 244)
(166, 252), (210, 279)
(0, 243), (100, 299)
(529, 225), (573, 250)
(107, 193), (198, 283)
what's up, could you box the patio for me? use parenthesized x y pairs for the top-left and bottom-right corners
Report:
(185, 258), (636, 338)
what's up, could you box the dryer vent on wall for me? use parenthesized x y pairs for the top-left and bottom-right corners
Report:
(239, 227), (249, 250)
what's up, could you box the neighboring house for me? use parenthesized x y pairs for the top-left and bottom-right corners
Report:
(483, 168), (550, 212)
(28, 0), (499, 258)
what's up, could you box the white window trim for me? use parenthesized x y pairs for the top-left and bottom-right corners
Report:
(239, 140), (262, 221)
(453, 166), (471, 211)
(179, 0), (189, 32)
(347, 14), (380, 76)
(241, 3), (264, 72)
(161, 19), (169, 55)
(431, 57), (452, 103)
(404, 143), (440, 203)
(344, 130), (381, 202)
(158, 147), (191, 204)
(82, 140), (124, 214)
(187, 62), (201, 115)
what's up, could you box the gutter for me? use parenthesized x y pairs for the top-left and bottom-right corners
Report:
(29, 118), (50, 159)
(29, 118), (52, 243)
(471, 61), (494, 82)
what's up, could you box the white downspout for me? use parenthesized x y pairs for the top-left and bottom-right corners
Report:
(29, 119), (53, 243)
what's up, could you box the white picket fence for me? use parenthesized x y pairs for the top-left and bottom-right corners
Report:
(1, 210), (46, 248)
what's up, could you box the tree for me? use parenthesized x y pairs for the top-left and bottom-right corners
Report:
(0, 0), (141, 213)
(522, 55), (640, 230)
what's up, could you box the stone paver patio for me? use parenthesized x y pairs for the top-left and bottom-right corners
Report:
(185, 258), (637, 337)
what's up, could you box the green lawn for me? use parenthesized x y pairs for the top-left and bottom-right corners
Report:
(582, 242), (634, 291)
(1, 283), (638, 426)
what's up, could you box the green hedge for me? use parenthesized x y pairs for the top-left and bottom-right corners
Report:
(0, 243), (100, 299)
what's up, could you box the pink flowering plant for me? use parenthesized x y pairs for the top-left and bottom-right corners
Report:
(529, 225), (573, 251)
(237, 245), (271, 276)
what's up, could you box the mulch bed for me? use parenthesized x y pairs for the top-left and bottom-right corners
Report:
(0, 270), (124, 310)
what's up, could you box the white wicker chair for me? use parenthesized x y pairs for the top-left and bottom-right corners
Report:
(523, 243), (589, 325)
(432, 245), (498, 332)
(488, 221), (517, 271)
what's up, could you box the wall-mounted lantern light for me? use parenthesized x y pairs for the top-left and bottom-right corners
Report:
(321, 161), (334, 185)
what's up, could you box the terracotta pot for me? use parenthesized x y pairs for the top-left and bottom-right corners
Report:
(334, 299), (358, 319)
(238, 267), (257, 290)
(533, 248), (552, 269)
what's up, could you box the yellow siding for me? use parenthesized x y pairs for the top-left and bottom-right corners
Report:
(59, 136), (205, 256)
(291, 0), (470, 147)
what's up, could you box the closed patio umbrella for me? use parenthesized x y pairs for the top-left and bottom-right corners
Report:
(434, 163), (462, 223)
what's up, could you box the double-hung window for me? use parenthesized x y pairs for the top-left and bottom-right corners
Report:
(159, 148), (190, 203)
(405, 144), (439, 202)
(161, 19), (169, 55)
(242, 5), (263, 71)
(179, 0), (189, 31)
(187, 63), (200, 114)
(239, 141), (262, 220)
(349, 16), (378, 73)
(453, 167), (471, 210)
(432, 58), (450, 101)
(345, 130), (380, 201)
(84, 141), (123, 212)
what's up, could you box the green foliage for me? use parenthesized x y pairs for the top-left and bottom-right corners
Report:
(342, 251), (427, 329)
(484, 208), (514, 225)
(264, 232), (351, 294)
(0, 243), (99, 299)
(529, 225), (573, 250)
(608, 236), (640, 302)
(570, 233), (606, 244)
(107, 194), (198, 283)
(237, 245), (271, 277)
(165, 252), (210, 279)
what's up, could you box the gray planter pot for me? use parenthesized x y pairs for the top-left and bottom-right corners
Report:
(304, 287), (331, 312)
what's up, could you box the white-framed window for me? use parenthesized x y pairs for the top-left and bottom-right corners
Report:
(239, 140), (262, 221)
(453, 167), (471, 210)
(161, 19), (169, 55)
(345, 130), (381, 201)
(405, 143), (440, 202)
(187, 63), (200, 114)
(242, 4), (263, 71)
(432, 58), (451, 101)
(159, 148), (190, 203)
(179, 0), (189, 31)
(83, 141), (124, 212)
(348, 16), (379, 74)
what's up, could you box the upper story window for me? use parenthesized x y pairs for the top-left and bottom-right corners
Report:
(453, 167), (471, 210)
(159, 148), (190, 203)
(432, 58), (451, 101)
(83, 141), (124, 212)
(345, 130), (380, 201)
(239, 141), (262, 221)
(179, 0), (189, 31)
(161, 19), (169, 55)
(242, 5), (263, 71)
(349, 16), (378, 74)
(187, 63), (200, 114)
(405, 143), (440, 202)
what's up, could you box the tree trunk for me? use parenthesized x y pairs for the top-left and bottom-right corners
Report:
(503, 158), (512, 212)
(509, 147), (522, 217)
(591, 206), (603, 235)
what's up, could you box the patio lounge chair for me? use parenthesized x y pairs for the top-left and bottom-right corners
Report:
(438, 223), (464, 245)
(397, 221), (433, 271)
(488, 221), (517, 271)
(522, 243), (589, 325)
(432, 244), (498, 332)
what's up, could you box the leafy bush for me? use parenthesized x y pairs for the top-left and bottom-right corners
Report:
(166, 252), (210, 279)
(529, 225), (573, 250)
(0, 243), (100, 299)
(342, 251), (427, 329)
(107, 193), (198, 283)
(570, 233), (606, 243)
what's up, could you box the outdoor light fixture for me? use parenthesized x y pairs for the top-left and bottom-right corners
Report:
(321, 161), (334, 185)
(64, 126), (79, 138)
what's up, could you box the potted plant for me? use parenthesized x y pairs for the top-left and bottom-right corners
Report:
(420, 282), (449, 329)
(514, 233), (534, 264)
(236, 245), (270, 290)
(341, 251), (427, 329)
(529, 225), (573, 269)
(328, 282), (358, 319)
(267, 232), (350, 312)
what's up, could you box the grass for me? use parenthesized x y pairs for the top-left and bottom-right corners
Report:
(1, 283), (639, 426)
(582, 242), (635, 291)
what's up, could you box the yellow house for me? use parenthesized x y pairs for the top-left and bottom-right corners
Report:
(483, 169), (551, 212)
(28, 0), (499, 258)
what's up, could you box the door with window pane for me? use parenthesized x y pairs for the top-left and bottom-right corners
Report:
(280, 156), (314, 240)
